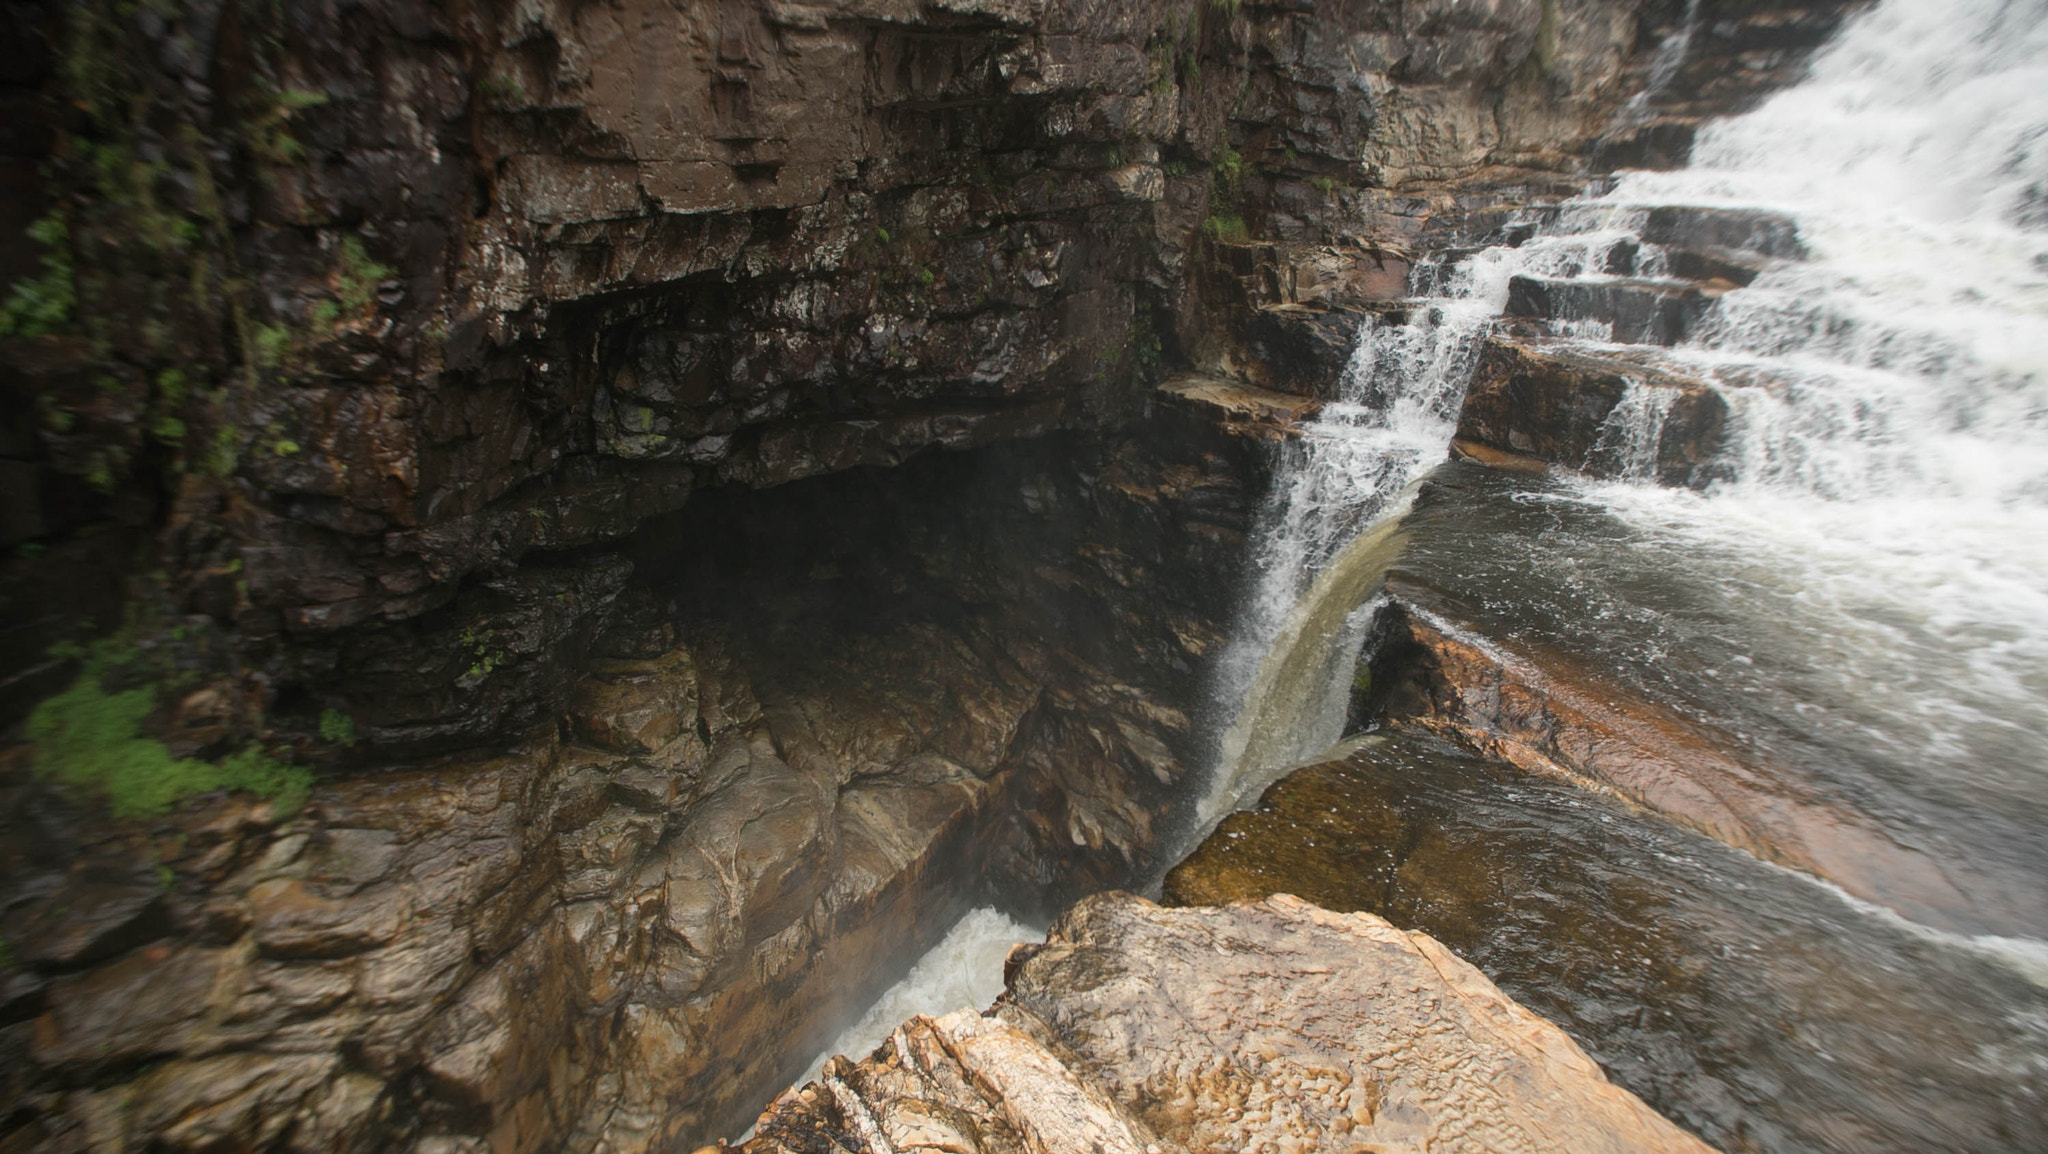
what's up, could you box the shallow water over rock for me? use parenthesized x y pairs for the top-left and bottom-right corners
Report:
(1377, 461), (2048, 939)
(1167, 729), (2048, 1154)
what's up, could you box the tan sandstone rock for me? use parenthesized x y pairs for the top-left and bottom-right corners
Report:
(742, 892), (1718, 1154)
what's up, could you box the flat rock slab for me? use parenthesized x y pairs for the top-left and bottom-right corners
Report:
(740, 892), (1717, 1154)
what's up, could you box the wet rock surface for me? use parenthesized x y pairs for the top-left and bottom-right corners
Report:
(1454, 336), (1729, 486)
(0, 429), (1259, 1153)
(744, 890), (1718, 1154)
(1355, 462), (2048, 940)
(0, 1), (1878, 1151)
(0, 642), (998, 1154)
(1165, 730), (2048, 1154)
(1449, 204), (1814, 486)
(0, 0), (1786, 747)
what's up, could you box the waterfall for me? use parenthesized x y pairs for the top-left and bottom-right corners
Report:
(1590, 379), (1680, 482)
(1577, 0), (2048, 799)
(1620, 0), (1704, 124)
(1614, 0), (2048, 505)
(1194, 212), (1670, 823)
(1196, 0), (2048, 835)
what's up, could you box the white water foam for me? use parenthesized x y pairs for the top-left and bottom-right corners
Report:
(1201, 0), (2048, 936)
(1586, 0), (2048, 806)
(785, 908), (1040, 1098)
(1197, 210), (1677, 816)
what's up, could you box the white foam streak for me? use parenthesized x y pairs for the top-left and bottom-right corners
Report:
(1199, 0), (2048, 936)
(1764, 858), (2048, 992)
(787, 909), (1040, 1099)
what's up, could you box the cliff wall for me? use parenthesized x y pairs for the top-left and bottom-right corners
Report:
(0, 2), (1864, 1151)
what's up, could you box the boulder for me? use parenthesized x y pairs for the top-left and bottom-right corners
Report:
(1453, 337), (1730, 487)
(742, 892), (1719, 1154)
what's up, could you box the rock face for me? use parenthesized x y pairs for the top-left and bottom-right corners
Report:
(1454, 336), (1729, 486)
(0, 1), (1872, 1151)
(1448, 203), (1824, 488)
(0, 0), (1742, 749)
(0, 428), (1257, 1153)
(1355, 582), (2041, 937)
(744, 891), (1718, 1154)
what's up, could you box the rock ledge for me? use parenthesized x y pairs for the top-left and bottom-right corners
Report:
(742, 892), (1717, 1154)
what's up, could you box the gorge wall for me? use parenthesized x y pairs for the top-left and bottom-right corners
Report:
(0, 2), (1866, 1152)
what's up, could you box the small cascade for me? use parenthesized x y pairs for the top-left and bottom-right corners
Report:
(1170, 2), (2048, 1148)
(1195, 209), (1688, 822)
(1590, 379), (1680, 481)
(1200, 0), (2048, 848)
(739, 907), (1042, 1142)
(1619, 0), (1704, 125)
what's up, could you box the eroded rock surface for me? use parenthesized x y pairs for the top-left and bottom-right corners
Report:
(0, 0), (1793, 748)
(2, 638), (992, 1154)
(0, 2), (1876, 1151)
(744, 891), (1717, 1154)
(0, 428), (1258, 1154)
(1357, 590), (2041, 936)
(1164, 732), (2048, 1154)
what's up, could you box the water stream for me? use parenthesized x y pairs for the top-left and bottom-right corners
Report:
(1205, 0), (2048, 891)
(748, 0), (2048, 1136)
(1179, 0), (2048, 1147)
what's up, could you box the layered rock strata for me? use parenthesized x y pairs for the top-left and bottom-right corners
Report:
(1353, 588), (2039, 935)
(0, 0), (1848, 746)
(0, 1), (1873, 1151)
(0, 428), (1256, 1153)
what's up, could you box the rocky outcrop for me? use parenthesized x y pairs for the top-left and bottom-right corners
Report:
(1350, 588), (2048, 938)
(0, 426), (1263, 1153)
(0, 2), (1875, 1152)
(1453, 336), (1729, 486)
(1161, 728), (2048, 1154)
(743, 891), (1718, 1154)
(0, 0), (1745, 750)
(1446, 204), (1821, 486)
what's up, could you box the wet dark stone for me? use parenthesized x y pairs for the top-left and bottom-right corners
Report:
(1503, 275), (1709, 346)
(1641, 206), (1806, 260)
(1664, 245), (1769, 286)
(1604, 237), (1643, 276)
(1165, 728), (2048, 1154)
(1593, 120), (1700, 172)
(1453, 337), (1730, 487)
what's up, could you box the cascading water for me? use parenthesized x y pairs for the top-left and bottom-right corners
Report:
(1181, 6), (2048, 1147)
(1202, 0), (2048, 883)
(1195, 206), (1685, 822)
(757, 2), (2048, 1139)
(1544, 0), (2048, 935)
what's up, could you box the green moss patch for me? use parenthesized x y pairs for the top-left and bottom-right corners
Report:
(29, 672), (310, 819)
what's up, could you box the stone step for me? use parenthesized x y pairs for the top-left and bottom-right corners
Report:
(1661, 243), (1770, 287)
(1639, 205), (1805, 260)
(1156, 373), (1320, 441)
(1502, 274), (1715, 347)
(1452, 336), (1729, 488)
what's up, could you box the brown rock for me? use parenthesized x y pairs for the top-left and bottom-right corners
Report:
(1454, 337), (1729, 487)
(247, 878), (410, 960)
(745, 892), (1718, 1154)
(571, 647), (700, 754)
(31, 945), (228, 1069)
(1365, 596), (2021, 934)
